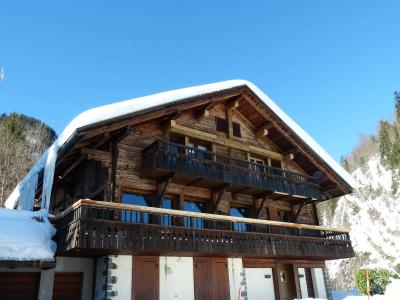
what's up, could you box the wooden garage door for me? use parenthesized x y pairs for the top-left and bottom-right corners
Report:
(132, 256), (159, 300)
(0, 272), (40, 300)
(53, 272), (83, 300)
(194, 258), (230, 300)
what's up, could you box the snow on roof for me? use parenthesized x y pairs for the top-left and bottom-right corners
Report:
(5, 80), (356, 210)
(0, 208), (55, 261)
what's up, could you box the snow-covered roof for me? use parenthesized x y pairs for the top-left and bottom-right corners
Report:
(5, 80), (356, 210)
(0, 208), (55, 261)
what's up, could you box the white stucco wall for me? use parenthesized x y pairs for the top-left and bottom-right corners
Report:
(159, 256), (194, 300)
(227, 257), (244, 300)
(298, 267), (309, 299)
(311, 268), (327, 299)
(95, 255), (132, 300)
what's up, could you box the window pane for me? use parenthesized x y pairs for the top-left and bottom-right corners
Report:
(162, 198), (172, 209)
(161, 198), (173, 226)
(233, 122), (241, 138)
(230, 207), (248, 231)
(215, 117), (228, 133)
(230, 207), (245, 218)
(122, 193), (148, 206)
(121, 193), (149, 223)
(183, 200), (204, 228)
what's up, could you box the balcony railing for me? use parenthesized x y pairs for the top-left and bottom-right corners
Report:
(53, 200), (354, 259)
(142, 140), (322, 199)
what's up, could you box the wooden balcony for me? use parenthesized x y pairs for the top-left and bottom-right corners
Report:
(53, 200), (354, 260)
(142, 140), (322, 200)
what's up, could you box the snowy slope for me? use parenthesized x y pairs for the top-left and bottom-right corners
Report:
(322, 156), (400, 289)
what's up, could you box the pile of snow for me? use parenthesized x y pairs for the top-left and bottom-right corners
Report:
(341, 280), (400, 300)
(324, 156), (400, 289)
(0, 208), (56, 261)
(5, 80), (355, 211)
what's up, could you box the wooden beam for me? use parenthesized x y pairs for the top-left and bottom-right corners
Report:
(225, 99), (239, 111)
(255, 128), (269, 139)
(213, 188), (225, 213)
(194, 101), (219, 120)
(293, 201), (306, 222)
(282, 148), (298, 160)
(161, 111), (181, 128)
(156, 173), (175, 205)
(195, 107), (210, 120)
(232, 187), (251, 199)
(86, 185), (106, 200)
(252, 191), (274, 200)
(256, 196), (269, 218)
(254, 122), (273, 139)
(185, 178), (203, 187)
(58, 155), (87, 180)
(81, 148), (112, 161)
(110, 142), (118, 202)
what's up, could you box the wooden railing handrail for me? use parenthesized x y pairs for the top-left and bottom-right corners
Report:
(54, 199), (350, 233)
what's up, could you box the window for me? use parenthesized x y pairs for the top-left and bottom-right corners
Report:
(215, 117), (228, 134)
(183, 200), (204, 228)
(249, 157), (265, 172)
(187, 140), (211, 160)
(161, 198), (173, 225)
(232, 122), (241, 138)
(121, 193), (149, 223)
(270, 159), (282, 169)
(230, 207), (249, 231)
(169, 136), (185, 157)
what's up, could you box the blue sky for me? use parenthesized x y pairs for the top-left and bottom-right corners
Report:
(1, 1), (399, 161)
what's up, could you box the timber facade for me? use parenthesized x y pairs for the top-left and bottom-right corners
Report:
(2, 82), (354, 300)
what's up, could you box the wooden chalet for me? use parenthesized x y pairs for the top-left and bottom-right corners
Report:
(1, 80), (354, 300)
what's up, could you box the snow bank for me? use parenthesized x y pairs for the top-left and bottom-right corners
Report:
(0, 208), (56, 261)
(340, 280), (400, 299)
(5, 80), (356, 211)
(384, 279), (400, 298)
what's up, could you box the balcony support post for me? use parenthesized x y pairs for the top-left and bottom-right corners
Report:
(155, 173), (175, 206)
(256, 196), (269, 219)
(293, 199), (312, 222)
(212, 184), (230, 213)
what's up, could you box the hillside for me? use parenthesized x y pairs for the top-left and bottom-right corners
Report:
(0, 113), (56, 207)
(319, 93), (400, 290)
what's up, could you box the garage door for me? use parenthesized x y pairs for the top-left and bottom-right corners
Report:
(245, 268), (275, 300)
(194, 258), (230, 300)
(132, 256), (159, 300)
(53, 272), (83, 300)
(0, 272), (40, 300)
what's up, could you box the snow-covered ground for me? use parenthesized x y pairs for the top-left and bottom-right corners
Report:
(0, 208), (56, 261)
